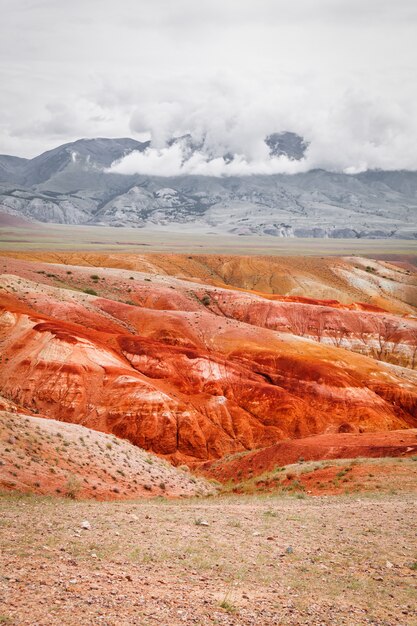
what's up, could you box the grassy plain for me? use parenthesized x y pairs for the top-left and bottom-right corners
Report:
(1, 221), (417, 257)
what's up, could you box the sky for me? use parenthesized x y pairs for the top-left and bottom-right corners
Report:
(1, 0), (417, 174)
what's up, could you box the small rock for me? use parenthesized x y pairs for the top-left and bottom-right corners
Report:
(285, 546), (294, 554)
(80, 520), (91, 530)
(386, 561), (394, 569)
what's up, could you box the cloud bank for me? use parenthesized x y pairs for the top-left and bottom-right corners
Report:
(1, 0), (417, 173)
(109, 142), (310, 177)
(108, 87), (417, 176)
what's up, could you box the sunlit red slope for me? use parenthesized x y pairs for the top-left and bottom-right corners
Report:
(198, 429), (417, 484)
(1, 250), (416, 313)
(0, 256), (416, 464)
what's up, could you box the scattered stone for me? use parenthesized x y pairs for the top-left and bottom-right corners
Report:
(80, 520), (91, 530)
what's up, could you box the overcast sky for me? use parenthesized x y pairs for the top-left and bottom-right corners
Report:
(1, 0), (417, 173)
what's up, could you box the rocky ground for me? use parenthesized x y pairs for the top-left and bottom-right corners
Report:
(0, 493), (416, 625)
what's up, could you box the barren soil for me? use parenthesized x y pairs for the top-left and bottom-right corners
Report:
(0, 493), (416, 626)
(0, 411), (215, 500)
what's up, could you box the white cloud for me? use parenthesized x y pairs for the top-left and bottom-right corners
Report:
(108, 142), (309, 176)
(0, 0), (416, 173)
(107, 85), (417, 175)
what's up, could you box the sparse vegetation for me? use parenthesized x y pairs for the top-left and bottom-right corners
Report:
(0, 491), (415, 625)
(219, 598), (237, 613)
(64, 474), (82, 499)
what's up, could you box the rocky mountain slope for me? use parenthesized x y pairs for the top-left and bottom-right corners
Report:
(1, 136), (416, 238)
(0, 254), (416, 464)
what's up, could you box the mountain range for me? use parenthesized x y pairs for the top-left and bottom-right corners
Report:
(1, 134), (416, 238)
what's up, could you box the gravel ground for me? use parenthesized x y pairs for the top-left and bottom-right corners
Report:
(1, 493), (416, 625)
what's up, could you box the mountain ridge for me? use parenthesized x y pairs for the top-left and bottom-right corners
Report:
(0, 135), (416, 239)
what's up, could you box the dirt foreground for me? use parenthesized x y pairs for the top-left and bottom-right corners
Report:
(0, 493), (416, 626)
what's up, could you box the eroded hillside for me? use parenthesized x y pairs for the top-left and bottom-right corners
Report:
(0, 254), (416, 465)
(1, 250), (416, 312)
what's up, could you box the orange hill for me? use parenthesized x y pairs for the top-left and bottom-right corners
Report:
(0, 255), (416, 464)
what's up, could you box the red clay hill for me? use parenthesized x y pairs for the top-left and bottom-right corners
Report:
(0, 253), (416, 466)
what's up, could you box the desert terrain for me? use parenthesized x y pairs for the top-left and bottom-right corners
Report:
(1, 492), (416, 625)
(2, 0), (417, 623)
(1, 247), (416, 625)
(0, 410), (214, 500)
